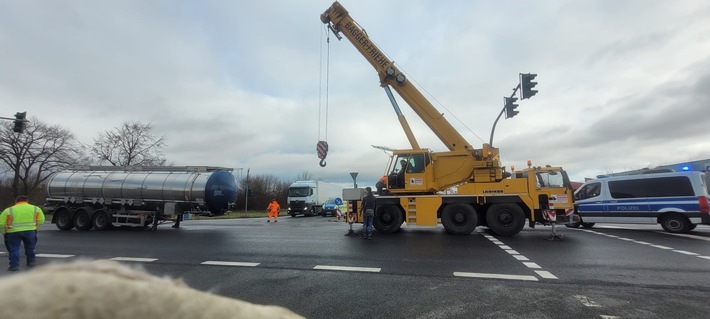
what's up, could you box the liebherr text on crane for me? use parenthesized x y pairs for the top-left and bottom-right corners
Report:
(322, 1), (574, 236)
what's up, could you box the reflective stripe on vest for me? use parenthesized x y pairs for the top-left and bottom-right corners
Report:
(7, 207), (39, 230)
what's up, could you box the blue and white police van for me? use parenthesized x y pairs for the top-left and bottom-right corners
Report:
(568, 171), (710, 233)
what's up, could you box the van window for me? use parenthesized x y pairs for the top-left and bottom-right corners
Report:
(609, 180), (646, 198)
(576, 182), (601, 200)
(644, 177), (693, 197)
(609, 176), (694, 199)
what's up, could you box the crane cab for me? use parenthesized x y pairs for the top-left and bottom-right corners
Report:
(384, 150), (434, 194)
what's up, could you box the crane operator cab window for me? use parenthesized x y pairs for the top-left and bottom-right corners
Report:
(388, 154), (427, 189)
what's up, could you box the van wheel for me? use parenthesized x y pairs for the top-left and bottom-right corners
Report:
(580, 223), (595, 228)
(486, 204), (525, 236)
(661, 214), (691, 233)
(441, 204), (478, 235)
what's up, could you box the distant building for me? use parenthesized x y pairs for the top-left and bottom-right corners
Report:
(599, 158), (710, 178)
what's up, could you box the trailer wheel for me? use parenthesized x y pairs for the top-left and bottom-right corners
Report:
(73, 208), (92, 231)
(486, 204), (525, 236)
(55, 208), (74, 231)
(373, 204), (403, 234)
(92, 210), (112, 231)
(660, 214), (691, 233)
(441, 203), (478, 235)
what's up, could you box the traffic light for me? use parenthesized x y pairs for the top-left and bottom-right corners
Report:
(504, 97), (519, 118)
(13, 112), (27, 133)
(247, 189), (253, 197)
(520, 73), (538, 99)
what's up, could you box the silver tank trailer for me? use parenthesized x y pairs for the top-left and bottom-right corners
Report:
(46, 166), (238, 215)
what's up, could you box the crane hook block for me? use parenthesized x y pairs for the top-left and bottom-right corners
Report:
(317, 141), (329, 167)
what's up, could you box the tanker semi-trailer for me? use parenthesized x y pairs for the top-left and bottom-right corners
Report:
(45, 166), (238, 231)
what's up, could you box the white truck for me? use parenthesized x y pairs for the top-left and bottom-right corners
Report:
(287, 180), (344, 217)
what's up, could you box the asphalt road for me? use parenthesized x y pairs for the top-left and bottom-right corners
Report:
(1, 216), (709, 319)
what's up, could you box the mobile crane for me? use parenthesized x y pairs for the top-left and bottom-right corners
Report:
(321, 1), (574, 236)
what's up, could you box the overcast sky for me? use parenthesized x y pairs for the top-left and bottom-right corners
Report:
(1, 0), (709, 185)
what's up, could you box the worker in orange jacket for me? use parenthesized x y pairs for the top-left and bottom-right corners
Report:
(266, 199), (280, 223)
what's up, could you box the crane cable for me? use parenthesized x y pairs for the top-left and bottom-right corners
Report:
(317, 25), (331, 167)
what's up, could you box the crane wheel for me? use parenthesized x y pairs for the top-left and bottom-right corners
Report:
(373, 204), (403, 233)
(441, 204), (478, 235)
(485, 204), (525, 236)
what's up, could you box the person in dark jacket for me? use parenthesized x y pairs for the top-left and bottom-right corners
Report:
(360, 187), (376, 240)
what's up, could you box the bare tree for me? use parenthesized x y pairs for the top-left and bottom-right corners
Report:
(296, 170), (312, 181)
(234, 174), (290, 211)
(90, 121), (167, 166)
(0, 118), (87, 199)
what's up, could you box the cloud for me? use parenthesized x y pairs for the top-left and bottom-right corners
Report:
(1, 0), (709, 186)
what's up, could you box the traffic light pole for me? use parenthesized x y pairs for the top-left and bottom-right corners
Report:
(489, 84), (520, 147)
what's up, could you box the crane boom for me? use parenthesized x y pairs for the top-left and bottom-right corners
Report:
(321, 1), (503, 191)
(321, 2), (473, 152)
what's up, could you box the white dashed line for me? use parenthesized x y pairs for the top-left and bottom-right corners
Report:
(108, 257), (158, 262)
(534, 270), (558, 279)
(314, 265), (381, 273)
(201, 261), (260, 267)
(522, 262), (541, 269)
(482, 234), (558, 280)
(697, 256), (710, 260)
(649, 245), (673, 249)
(454, 272), (538, 281)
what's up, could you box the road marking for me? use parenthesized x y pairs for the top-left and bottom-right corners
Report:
(574, 295), (602, 307)
(599, 316), (621, 319)
(37, 253), (74, 258)
(483, 234), (558, 280)
(523, 262), (541, 269)
(658, 232), (710, 242)
(454, 272), (538, 281)
(202, 261), (260, 267)
(109, 257), (158, 262)
(314, 265), (381, 273)
(534, 270), (558, 279)
(580, 230), (708, 261)
(672, 250), (699, 256)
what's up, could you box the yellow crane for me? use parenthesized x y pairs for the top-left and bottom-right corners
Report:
(322, 1), (574, 236)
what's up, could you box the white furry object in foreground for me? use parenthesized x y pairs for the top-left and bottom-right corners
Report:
(0, 260), (305, 319)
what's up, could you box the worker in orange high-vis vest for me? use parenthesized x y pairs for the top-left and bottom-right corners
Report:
(0, 195), (45, 271)
(266, 199), (280, 223)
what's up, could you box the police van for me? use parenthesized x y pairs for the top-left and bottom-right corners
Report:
(568, 171), (710, 233)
